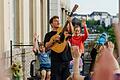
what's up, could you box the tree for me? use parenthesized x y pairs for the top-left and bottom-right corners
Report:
(107, 26), (118, 58)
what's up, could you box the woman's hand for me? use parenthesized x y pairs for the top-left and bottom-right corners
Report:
(82, 19), (86, 27)
(67, 16), (72, 22)
(71, 46), (81, 59)
(33, 33), (39, 41)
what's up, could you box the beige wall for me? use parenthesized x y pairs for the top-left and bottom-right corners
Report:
(29, 0), (33, 44)
(23, 0), (30, 44)
(0, 0), (4, 56)
(0, 0), (71, 78)
(0, 0), (49, 55)
(49, 0), (71, 28)
(0, 0), (71, 52)
(42, 0), (48, 40)
(0, 0), (71, 54)
(14, 0), (48, 44)
(61, 0), (71, 26)
(1, 0), (12, 52)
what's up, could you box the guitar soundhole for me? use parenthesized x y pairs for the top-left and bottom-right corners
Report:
(55, 40), (61, 44)
(59, 33), (65, 42)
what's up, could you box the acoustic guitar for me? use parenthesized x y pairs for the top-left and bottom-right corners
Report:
(50, 4), (78, 53)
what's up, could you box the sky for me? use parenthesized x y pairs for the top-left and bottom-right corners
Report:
(70, 0), (119, 16)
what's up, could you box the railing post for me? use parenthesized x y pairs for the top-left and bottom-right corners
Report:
(10, 40), (12, 65)
(21, 48), (25, 80)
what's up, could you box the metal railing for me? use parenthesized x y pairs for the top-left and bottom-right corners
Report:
(9, 40), (35, 80)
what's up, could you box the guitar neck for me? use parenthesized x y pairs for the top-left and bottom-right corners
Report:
(61, 4), (78, 33)
(59, 4), (78, 35)
(61, 12), (73, 33)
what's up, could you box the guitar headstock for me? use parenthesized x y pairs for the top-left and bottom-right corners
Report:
(72, 4), (79, 13)
(69, 4), (79, 17)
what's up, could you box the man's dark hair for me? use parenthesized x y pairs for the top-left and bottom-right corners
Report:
(49, 16), (59, 24)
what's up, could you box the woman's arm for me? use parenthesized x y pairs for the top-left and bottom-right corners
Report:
(33, 33), (39, 52)
(81, 19), (89, 41)
(67, 16), (74, 34)
(71, 46), (85, 80)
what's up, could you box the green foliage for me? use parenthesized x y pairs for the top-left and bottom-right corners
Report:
(85, 19), (117, 52)
(107, 26), (118, 52)
(86, 19), (106, 34)
(86, 19), (98, 27)
(107, 27), (116, 43)
(97, 25), (105, 33)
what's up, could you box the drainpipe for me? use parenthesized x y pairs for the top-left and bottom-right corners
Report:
(47, 0), (50, 32)
(118, 0), (120, 22)
(61, 8), (64, 26)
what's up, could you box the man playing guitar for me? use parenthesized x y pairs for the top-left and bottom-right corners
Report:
(44, 15), (73, 80)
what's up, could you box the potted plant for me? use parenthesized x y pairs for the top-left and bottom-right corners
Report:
(11, 61), (23, 80)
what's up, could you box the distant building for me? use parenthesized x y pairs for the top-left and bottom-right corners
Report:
(90, 11), (111, 20)
(89, 11), (112, 27)
(112, 15), (119, 23)
(72, 13), (90, 20)
(73, 11), (119, 27)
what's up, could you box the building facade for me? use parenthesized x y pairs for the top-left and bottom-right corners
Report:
(0, 0), (71, 79)
(0, 0), (71, 57)
(49, 0), (71, 27)
(0, 0), (49, 52)
(89, 11), (112, 27)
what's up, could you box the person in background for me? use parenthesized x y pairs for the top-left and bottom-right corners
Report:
(67, 41), (120, 80)
(69, 57), (83, 74)
(69, 19), (89, 74)
(92, 41), (120, 80)
(89, 32), (108, 73)
(67, 46), (91, 80)
(69, 19), (89, 53)
(33, 34), (51, 80)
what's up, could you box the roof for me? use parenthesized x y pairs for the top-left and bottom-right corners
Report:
(73, 13), (89, 17)
(89, 11), (111, 16)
